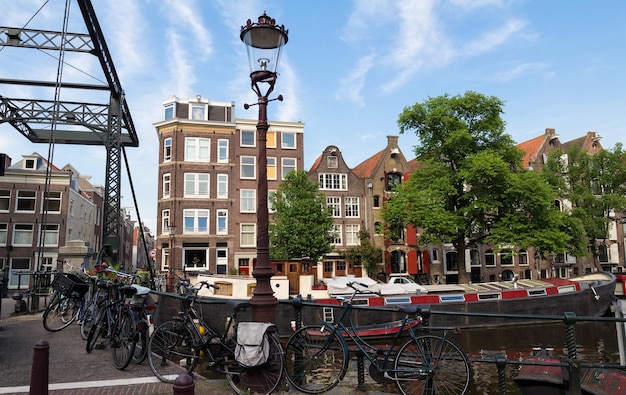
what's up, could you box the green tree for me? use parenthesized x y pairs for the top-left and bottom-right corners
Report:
(269, 170), (335, 261)
(386, 91), (583, 283)
(543, 143), (626, 270)
(344, 229), (382, 277)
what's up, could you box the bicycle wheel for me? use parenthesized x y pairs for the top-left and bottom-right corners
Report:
(86, 307), (107, 353)
(111, 308), (137, 370)
(80, 305), (94, 340)
(284, 324), (348, 394)
(148, 320), (198, 383)
(132, 319), (148, 364)
(394, 334), (472, 395)
(43, 293), (80, 331)
(225, 333), (285, 395)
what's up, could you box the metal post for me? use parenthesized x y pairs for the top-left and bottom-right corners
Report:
(173, 374), (194, 395)
(29, 340), (49, 395)
(563, 312), (582, 395)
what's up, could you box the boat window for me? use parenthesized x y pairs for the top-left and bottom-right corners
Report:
(557, 285), (576, 294)
(477, 293), (501, 300)
(439, 295), (465, 303)
(528, 289), (547, 296)
(384, 297), (411, 305)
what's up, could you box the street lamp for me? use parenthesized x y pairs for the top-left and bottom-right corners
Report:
(241, 12), (288, 323)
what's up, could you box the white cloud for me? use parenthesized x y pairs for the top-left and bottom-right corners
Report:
(163, 0), (213, 61)
(463, 19), (527, 56)
(335, 53), (376, 106)
(496, 62), (554, 82)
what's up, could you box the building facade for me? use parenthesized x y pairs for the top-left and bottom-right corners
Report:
(154, 96), (304, 282)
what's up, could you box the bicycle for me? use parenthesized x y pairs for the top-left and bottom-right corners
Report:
(85, 278), (138, 370)
(147, 279), (284, 394)
(283, 281), (472, 395)
(42, 272), (90, 332)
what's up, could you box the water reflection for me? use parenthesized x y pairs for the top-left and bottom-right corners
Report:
(448, 321), (620, 395)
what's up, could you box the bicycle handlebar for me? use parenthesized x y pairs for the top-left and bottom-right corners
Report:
(345, 281), (382, 296)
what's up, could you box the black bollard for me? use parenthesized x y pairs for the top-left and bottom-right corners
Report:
(29, 340), (49, 395)
(173, 374), (194, 395)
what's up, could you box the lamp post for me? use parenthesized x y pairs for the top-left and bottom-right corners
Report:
(241, 12), (288, 323)
(168, 224), (176, 291)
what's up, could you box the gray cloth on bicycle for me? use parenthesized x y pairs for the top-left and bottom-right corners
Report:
(235, 322), (274, 368)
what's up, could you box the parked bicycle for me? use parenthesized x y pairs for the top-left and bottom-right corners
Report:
(147, 279), (284, 394)
(42, 271), (90, 332)
(283, 281), (473, 395)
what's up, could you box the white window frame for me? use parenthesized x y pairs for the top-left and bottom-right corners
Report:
(281, 158), (297, 179)
(327, 197), (341, 218)
(281, 131), (296, 149)
(16, 190), (36, 213)
(0, 223), (7, 246)
(318, 174), (348, 190)
(216, 209), (228, 235)
(345, 224), (360, 246)
(216, 246), (228, 274)
(241, 130), (256, 147)
(162, 173), (171, 198)
(216, 174), (228, 199)
(240, 156), (256, 179)
(42, 191), (62, 214)
(189, 104), (206, 120)
(184, 173), (209, 197)
(0, 189), (10, 212)
(164, 137), (172, 162)
(268, 190), (277, 213)
(184, 137), (210, 162)
(240, 189), (256, 213)
(164, 103), (175, 120)
(162, 248), (170, 271)
(331, 224), (342, 245)
(162, 209), (170, 234)
(39, 223), (60, 247)
(217, 139), (229, 163)
(240, 223), (256, 247)
(267, 157), (277, 180)
(344, 197), (360, 218)
(183, 209), (209, 233)
(13, 223), (34, 246)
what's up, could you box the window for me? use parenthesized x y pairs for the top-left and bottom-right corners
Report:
(161, 248), (170, 271)
(519, 249), (528, 265)
(331, 224), (342, 245)
(16, 190), (36, 212)
(266, 131), (276, 148)
(344, 197), (359, 217)
(184, 249), (207, 269)
(387, 172), (402, 191)
(445, 251), (458, 272)
(216, 209), (228, 234)
(164, 103), (175, 120)
(9, 258), (30, 287)
(184, 173), (209, 197)
(240, 190), (256, 213)
(268, 190), (276, 213)
(183, 209), (209, 233)
(162, 210), (170, 234)
(0, 223), (7, 245)
(217, 139), (229, 163)
(327, 155), (338, 168)
(281, 132), (296, 148)
(39, 224), (59, 247)
(216, 174), (228, 199)
(189, 105), (206, 120)
(241, 224), (256, 247)
(25, 158), (36, 169)
(373, 195), (380, 208)
(163, 138), (172, 162)
(0, 190), (9, 212)
(13, 224), (34, 246)
(162, 173), (171, 198)
(216, 246), (228, 274)
(282, 158), (296, 179)
(240, 156), (256, 179)
(485, 249), (495, 266)
(318, 174), (348, 190)
(327, 197), (341, 217)
(42, 191), (61, 213)
(346, 224), (360, 245)
(470, 249), (481, 266)
(241, 130), (255, 147)
(184, 138), (210, 162)
(500, 249), (513, 265)
(267, 157), (277, 180)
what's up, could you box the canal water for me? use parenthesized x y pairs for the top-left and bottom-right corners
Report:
(448, 319), (621, 395)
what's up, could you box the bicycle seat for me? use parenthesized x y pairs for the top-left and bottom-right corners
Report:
(119, 285), (138, 297)
(131, 284), (151, 296)
(227, 300), (250, 311)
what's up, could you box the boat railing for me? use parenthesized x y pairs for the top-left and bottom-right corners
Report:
(286, 296), (626, 395)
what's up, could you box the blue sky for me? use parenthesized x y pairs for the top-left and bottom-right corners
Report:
(1, 0), (625, 234)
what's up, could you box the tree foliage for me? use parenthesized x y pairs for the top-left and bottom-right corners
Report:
(269, 170), (335, 261)
(386, 91), (583, 283)
(344, 229), (382, 277)
(543, 143), (626, 269)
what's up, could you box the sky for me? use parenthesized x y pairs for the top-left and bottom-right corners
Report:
(1, 0), (625, 235)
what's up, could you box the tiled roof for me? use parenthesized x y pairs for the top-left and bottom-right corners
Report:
(517, 135), (545, 168)
(308, 154), (323, 172)
(353, 149), (385, 178)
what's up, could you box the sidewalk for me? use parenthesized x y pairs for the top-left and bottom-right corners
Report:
(0, 297), (394, 395)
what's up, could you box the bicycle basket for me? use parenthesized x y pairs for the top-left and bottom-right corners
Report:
(51, 273), (90, 297)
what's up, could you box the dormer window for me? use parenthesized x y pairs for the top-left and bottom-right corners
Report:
(190, 105), (206, 120)
(164, 103), (175, 120)
(327, 155), (338, 168)
(24, 158), (36, 169)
